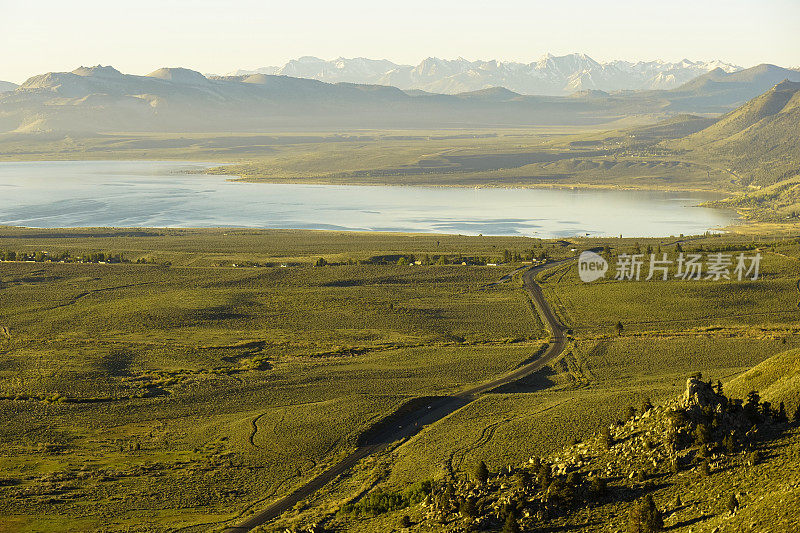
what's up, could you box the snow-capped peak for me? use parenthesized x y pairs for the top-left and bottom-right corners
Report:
(227, 54), (744, 95)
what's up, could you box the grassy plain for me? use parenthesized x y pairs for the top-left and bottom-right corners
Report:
(0, 228), (551, 531)
(1, 229), (798, 531)
(1, 78), (798, 532)
(275, 235), (800, 532)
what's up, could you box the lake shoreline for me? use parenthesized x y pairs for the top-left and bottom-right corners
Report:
(0, 156), (736, 195)
(0, 160), (739, 238)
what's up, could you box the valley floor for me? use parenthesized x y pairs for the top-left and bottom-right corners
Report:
(1, 228), (799, 531)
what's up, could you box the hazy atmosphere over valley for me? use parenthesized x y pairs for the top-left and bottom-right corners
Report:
(1, 2), (800, 533)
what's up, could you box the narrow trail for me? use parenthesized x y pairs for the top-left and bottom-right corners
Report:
(222, 258), (574, 532)
(40, 281), (163, 312)
(445, 398), (570, 477)
(248, 412), (271, 448)
(451, 419), (505, 473)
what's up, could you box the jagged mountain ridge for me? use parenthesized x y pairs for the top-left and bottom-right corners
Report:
(228, 53), (742, 95)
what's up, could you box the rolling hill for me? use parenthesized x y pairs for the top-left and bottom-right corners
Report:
(0, 64), (673, 133)
(0, 81), (17, 93)
(672, 79), (800, 185)
(1, 62), (797, 147)
(679, 79), (800, 145)
(664, 63), (800, 111)
(665, 79), (800, 219)
(0, 62), (787, 134)
(727, 348), (800, 408)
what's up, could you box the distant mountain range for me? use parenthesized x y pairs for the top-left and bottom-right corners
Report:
(226, 54), (743, 95)
(0, 81), (17, 93)
(2, 63), (799, 133)
(0, 65), (621, 132)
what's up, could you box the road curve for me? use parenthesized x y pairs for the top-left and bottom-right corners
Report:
(222, 260), (571, 532)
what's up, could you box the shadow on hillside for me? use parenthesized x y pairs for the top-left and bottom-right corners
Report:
(219, 340), (267, 362)
(666, 514), (714, 530)
(357, 396), (472, 447)
(101, 347), (134, 377)
(605, 482), (671, 505)
(489, 366), (557, 394)
(536, 522), (604, 532)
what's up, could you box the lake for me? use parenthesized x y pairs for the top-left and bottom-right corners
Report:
(0, 161), (737, 237)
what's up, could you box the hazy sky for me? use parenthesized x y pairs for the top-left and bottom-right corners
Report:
(2, 0), (798, 83)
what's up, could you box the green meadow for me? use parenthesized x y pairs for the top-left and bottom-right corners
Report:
(1, 228), (797, 531)
(0, 229), (550, 531)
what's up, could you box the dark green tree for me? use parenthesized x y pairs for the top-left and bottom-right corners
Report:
(437, 483), (455, 511)
(474, 461), (489, 485)
(727, 493), (739, 514)
(744, 390), (762, 425)
(627, 494), (663, 532)
(723, 433), (736, 454)
(640, 398), (654, 414)
(538, 463), (551, 490)
(459, 498), (478, 518)
(601, 425), (614, 449)
(514, 469), (531, 489)
(777, 402), (788, 423)
(761, 401), (773, 419)
(693, 424), (712, 445)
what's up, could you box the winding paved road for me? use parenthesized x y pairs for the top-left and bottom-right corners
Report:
(222, 259), (571, 532)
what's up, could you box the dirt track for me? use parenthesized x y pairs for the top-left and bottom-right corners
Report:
(222, 260), (571, 532)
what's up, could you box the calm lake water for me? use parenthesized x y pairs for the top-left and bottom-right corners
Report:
(0, 161), (737, 237)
